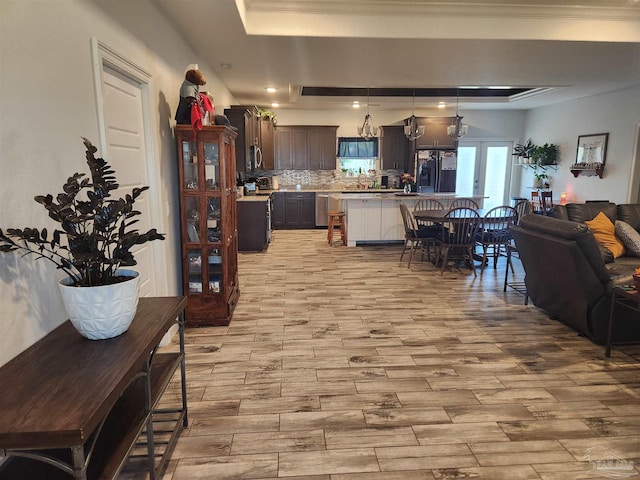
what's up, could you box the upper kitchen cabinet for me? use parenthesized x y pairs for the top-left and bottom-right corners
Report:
(258, 117), (275, 170)
(224, 106), (276, 173)
(414, 117), (457, 150)
(380, 125), (410, 171)
(275, 126), (337, 170)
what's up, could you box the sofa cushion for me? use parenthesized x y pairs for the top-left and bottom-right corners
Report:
(565, 202), (617, 224)
(617, 204), (640, 231)
(585, 212), (626, 258)
(615, 220), (640, 257)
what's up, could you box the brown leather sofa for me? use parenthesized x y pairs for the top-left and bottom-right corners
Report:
(510, 211), (640, 345)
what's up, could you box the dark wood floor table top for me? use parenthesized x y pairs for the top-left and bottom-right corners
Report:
(414, 208), (489, 222)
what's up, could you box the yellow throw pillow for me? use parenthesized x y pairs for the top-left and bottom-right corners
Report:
(585, 211), (626, 258)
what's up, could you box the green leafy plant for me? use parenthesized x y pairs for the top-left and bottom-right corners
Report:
(256, 107), (277, 123)
(513, 138), (535, 159)
(0, 138), (165, 287)
(532, 143), (559, 165)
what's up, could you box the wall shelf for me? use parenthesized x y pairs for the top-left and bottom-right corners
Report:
(517, 163), (558, 171)
(570, 165), (605, 178)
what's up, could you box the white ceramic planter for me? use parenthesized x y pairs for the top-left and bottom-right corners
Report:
(59, 269), (140, 340)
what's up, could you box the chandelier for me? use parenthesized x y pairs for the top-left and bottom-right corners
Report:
(404, 89), (425, 140)
(447, 88), (468, 139)
(357, 88), (378, 139)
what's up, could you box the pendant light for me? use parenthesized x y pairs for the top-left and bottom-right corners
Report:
(447, 88), (468, 139)
(357, 88), (378, 139)
(404, 89), (425, 140)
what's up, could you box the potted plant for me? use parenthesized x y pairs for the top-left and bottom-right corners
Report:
(532, 143), (559, 166)
(0, 138), (165, 340)
(513, 139), (535, 164)
(532, 165), (550, 189)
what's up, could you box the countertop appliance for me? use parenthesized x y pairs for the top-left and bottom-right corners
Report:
(256, 177), (272, 189)
(244, 182), (256, 195)
(271, 176), (280, 190)
(416, 149), (457, 193)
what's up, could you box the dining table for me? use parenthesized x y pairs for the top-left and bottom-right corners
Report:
(414, 208), (489, 222)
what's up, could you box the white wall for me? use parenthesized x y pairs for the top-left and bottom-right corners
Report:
(520, 85), (640, 203)
(0, 0), (235, 366)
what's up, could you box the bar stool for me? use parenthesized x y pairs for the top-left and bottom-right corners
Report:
(327, 211), (347, 246)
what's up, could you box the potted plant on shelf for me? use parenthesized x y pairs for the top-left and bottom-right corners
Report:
(0, 138), (165, 340)
(532, 143), (559, 166)
(532, 165), (550, 189)
(513, 139), (536, 164)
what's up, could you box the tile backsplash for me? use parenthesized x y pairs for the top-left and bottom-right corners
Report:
(248, 169), (404, 188)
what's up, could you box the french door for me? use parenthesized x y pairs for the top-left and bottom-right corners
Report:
(456, 141), (514, 209)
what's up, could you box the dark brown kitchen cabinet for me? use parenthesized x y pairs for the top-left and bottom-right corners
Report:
(272, 192), (314, 229)
(176, 125), (239, 327)
(258, 117), (275, 170)
(224, 106), (255, 174)
(275, 126), (337, 170)
(380, 125), (410, 171)
(414, 117), (457, 150)
(284, 192), (316, 228)
(225, 106), (275, 173)
(272, 192), (286, 229)
(237, 199), (269, 251)
(307, 128), (337, 170)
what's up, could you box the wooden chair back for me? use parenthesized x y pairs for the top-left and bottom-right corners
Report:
(449, 198), (479, 210)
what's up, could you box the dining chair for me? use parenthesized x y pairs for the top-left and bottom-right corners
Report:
(449, 198), (479, 210)
(435, 207), (480, 276)
(413, 198), (444, 226)
(531, 191), (543, 214)
(540, 191), (554, 215)
(513, 199), (534, 224)
(399, 203), (438, 267)
(476, 205), (518, 270)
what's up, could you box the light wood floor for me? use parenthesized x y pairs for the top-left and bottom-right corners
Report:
(127, 230), (640, 479)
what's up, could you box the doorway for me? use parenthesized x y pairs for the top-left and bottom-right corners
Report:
(92, 39), (167, 297)
(456, 141), (514, 209)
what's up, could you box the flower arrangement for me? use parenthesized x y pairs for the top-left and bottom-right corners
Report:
(401, 173), (415, 184)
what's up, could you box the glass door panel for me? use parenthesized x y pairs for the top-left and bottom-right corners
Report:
(207, 197), (221, 243)
(182, 140), (198, 190)
(204, 142), (220, 190)
(457, 141), (513, 209)
(187, 248), (202, 293)
(185, 196), (201, 243)
(208, 248), (223, 294)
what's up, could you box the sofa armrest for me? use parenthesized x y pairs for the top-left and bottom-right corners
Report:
(518, 214), (611, 284)
(617, 204), (640, 231)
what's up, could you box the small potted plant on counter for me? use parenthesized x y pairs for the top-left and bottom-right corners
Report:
(0, 138), (165, 340)
(401, 173), (415, 194)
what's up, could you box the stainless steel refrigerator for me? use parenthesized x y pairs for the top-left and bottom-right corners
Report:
(416, 149), (457, 193)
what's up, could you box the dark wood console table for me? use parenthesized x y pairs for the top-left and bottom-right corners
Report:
(0, 296), (188, 480)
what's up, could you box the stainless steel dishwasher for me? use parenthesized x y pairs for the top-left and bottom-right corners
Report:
(315, 193), (329, 227)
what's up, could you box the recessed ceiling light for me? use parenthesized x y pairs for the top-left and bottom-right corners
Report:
(438, 102), (446, 109)
(352, 101), (360, 109)
(266, 87), (277, 93)
(271, 102), (279, 108)
(220, 63), (232, 69)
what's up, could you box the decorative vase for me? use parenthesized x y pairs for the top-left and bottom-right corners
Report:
(59, 269), (140, 340)
(403, 183), (411, 194)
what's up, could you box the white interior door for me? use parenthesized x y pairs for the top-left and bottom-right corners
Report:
(101, 66), (157, 297)
(457, 141), (513, 209)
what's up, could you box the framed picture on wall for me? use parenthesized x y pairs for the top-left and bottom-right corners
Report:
(576, 133), (608, 166)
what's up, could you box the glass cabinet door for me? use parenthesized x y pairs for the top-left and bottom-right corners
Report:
(204, 142), (220, 191)
(187, 248), (203, 293)
(208, 247), (223, 294)
(182, 140), (199, 190)
(185, 196), (201, 243)
(207, 196), (221, 243)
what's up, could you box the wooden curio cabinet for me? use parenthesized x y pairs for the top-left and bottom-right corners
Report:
(176, 125), (240, 326)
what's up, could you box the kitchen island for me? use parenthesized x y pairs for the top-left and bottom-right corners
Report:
(329, 193), (486, 247)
